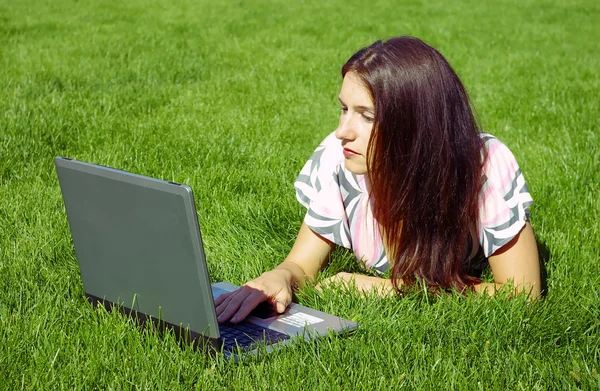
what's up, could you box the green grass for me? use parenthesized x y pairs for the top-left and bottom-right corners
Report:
(1, 0), (599, 389)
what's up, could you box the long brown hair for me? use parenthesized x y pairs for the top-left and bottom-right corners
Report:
(342, 37), (486, 292)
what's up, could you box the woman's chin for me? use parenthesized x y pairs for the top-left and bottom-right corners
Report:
(343, 160), (368, 175)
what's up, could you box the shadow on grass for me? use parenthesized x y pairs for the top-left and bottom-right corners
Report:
(537, 239), (550, 297)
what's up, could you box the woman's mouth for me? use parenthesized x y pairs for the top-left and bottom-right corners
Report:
(343, 148), (360, 158)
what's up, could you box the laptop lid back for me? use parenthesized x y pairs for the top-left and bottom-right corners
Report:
(55, 157), (219, 339)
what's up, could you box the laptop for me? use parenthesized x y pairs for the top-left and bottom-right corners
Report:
(54, 157), (358, 359)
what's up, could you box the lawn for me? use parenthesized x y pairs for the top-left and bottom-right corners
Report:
(1, 0), (599, 389)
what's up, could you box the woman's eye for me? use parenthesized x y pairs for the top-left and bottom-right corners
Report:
(362, 114), (374, 123)
(340, 106), (348, 114)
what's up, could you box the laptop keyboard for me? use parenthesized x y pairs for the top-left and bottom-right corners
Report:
(219, 321), (290, 352)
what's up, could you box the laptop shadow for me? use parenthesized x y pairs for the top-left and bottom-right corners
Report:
(86, 294), (219, 353)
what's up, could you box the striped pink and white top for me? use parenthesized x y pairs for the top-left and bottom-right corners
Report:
(294, 132), (533, 274)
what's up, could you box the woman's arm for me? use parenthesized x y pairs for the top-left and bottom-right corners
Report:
(214, 222), (334, 323)
(322, 222), (541, 299)
(473, 221), (541, 298)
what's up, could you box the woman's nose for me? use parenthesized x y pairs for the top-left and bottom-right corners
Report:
(335, 115), (355, 140)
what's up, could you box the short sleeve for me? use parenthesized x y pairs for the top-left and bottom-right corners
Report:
(478, 134), (534, 257)
(294, 133), (352, 249)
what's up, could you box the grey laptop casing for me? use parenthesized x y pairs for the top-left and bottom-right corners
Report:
(55, 157), (358, 356)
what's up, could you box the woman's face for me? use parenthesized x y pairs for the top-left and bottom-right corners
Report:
(335, 72), (375, 175)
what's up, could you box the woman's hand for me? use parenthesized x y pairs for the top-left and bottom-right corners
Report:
(317, 272), (396, 296)
(214, 222), (334, 324)
(214, 268), (294, 324)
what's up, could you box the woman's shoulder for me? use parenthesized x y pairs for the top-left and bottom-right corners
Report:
(476, 132), (533, 257)
(296, 132), (345, 182)
(478, 132), (524, 182)
(295, 132), (346, 208)
(479, 132), (510, 152)
(311, 131), (344, 164)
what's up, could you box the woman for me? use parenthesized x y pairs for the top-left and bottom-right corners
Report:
(215, 36), (541, 324)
